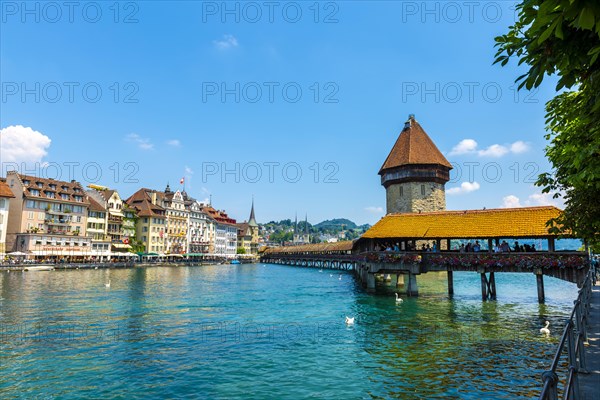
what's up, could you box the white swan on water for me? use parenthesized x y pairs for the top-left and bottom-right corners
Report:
(540, 321), (550, 335)
(105, 280), (111, 288)
(395, 293), (403, 303)
(345, 316), (354, 325)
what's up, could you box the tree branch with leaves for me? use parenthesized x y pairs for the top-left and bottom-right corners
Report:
(495, 0), (600, 249)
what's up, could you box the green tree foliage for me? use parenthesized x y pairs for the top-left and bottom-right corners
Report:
(494, 0), (600, 248)
(130, 240), (145, 254)
(269, 230), (293, 243)
(313, 218), (357, 231)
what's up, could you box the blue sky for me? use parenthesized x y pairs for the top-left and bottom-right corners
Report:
(1, 1), (562, 225)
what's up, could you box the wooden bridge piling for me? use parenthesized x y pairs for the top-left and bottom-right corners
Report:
(479, 271), (497, 301)
(407, 273), (418, 296)
(535, 268), (546, 303)
(366, 273), (376, 292)
(260, 251), (589, 301)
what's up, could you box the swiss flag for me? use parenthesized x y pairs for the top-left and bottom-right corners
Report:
(180, 177), (185, 184)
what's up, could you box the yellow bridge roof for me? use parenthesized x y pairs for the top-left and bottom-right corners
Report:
(263, 240), (354, 254)
(362, 206), (563, 239)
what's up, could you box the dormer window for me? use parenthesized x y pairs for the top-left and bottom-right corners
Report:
(61, 186), (68, 191)
(45, 191), (55, 198)
(30, 189), (40, 196)
(49, 184), (56, 190)
(73, 188), (80, 193)
(36, 182), (43, 188)
(23, 180), (30, 185)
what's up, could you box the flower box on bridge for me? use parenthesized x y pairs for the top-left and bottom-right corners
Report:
(260, 206), (590, 302)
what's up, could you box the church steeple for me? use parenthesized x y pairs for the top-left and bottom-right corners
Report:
(248, 197), (258, 227)
(294, 213), (298, 234)
(304, 214), (308, 234)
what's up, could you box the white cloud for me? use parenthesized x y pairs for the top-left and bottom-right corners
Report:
(525, 192), (564, 208)
(501, 195), (522, 208)
(510, 140), (530, 154)
(126, 133), (153, 150)
(0, 125), (51, 164)
(213, 34), (238, 50)
(449, 139), (478, 156)
(198, 187), (211, 205)
(167, 139), (181, 147)
(365, 206), (384, 214)
(478, 144), (509, 158)
(182, 166), (194, 190)
(446, 181), (481, 195)
(500, 192), (564, 209)
(448, 139), (530, 158)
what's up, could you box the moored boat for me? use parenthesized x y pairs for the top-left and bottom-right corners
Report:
(24, 265), (55, 271)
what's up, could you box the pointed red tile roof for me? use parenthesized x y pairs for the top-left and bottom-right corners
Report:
(0, 180), (15, 198)
(87, 196), (106, 212)
(100, 189), (116, 202)
(379, 116), (452, 174)
(125, 188), (166, 218)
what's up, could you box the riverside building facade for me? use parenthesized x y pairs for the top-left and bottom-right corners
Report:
(5, 171), (92, 260)
(0, 180), (15, 255)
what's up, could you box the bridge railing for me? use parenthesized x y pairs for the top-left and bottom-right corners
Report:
(261, 253), (363, 262)
(539, 262), (595, 400)
(262, 251), (588, 268)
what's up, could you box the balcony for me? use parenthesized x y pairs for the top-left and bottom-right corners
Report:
(46, 209), (71, 216)
(47, 229), (68, 235)
(45, 218), (71, 226)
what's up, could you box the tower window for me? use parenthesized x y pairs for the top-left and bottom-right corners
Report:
(421, 185), (425, 196)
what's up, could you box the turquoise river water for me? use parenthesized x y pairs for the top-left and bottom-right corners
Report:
(0, 264), (579, 399)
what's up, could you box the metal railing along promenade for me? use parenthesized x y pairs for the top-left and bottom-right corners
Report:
(539, 263), (596, 399)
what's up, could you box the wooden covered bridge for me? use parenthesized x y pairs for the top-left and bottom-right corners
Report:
(261, 206), (590, 302)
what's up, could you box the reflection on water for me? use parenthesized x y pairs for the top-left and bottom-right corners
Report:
(0, 265), (577, 399)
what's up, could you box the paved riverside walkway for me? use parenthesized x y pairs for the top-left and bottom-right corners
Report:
(580, 285), (600, 400)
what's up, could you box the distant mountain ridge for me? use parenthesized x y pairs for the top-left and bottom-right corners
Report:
(313, 218), (357, 230)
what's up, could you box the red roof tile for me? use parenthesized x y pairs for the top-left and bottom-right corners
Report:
(125, 188), (166, 218)
(379, 116), (452, 173)
(8, 172), (89, 204)
(87, 196), (106, 212)
(202, 205), (237, 225)
(0, 180), (15, 198)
